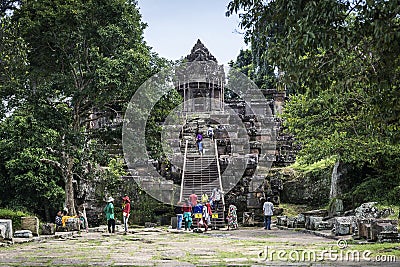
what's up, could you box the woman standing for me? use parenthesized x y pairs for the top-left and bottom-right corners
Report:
(227, 204), (238, 230)
(182, 200), (193, 231)
(122, 195), (131, 234)
(104, 197), (115, 233)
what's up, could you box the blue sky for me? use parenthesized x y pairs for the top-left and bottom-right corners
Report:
(137, 0), (248, 65)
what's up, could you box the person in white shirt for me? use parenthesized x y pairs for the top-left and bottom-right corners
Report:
(263, 197), (274, 230)
(211, 188), (222, 210)
(207, 126), (214, 140)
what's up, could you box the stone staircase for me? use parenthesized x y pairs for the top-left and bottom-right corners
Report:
(181, 155), (219, 200)
(179, 119), (226, 228)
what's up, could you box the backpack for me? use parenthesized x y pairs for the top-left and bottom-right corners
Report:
(193, 204), (203, 214)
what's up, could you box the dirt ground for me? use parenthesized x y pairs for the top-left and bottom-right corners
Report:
(0, 226), (398, 266)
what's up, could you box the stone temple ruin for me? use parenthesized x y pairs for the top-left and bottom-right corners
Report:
(77, 39), (300, 226)
(0, 39), (391, 246)
(78, 40), (399, 243)
(161, 39), (296, 222)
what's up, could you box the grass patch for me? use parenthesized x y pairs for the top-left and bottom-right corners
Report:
(86, 239), (102, 245)
(236, 240), (282, 246)
(288, 157), (336, 173)
(278, 203), (312, 217)
(217, 250), (247, 258)
(350, 243), (400, 256)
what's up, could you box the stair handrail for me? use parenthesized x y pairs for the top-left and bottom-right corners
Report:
(214, 139), (225, 211)
(179, 139), (189, 202)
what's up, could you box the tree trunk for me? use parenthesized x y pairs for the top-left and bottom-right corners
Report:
(65, 156), (77, 216)
(330, 160), (341, 199)
(329, 160), (345, 215)
(44, 202), (50, 222)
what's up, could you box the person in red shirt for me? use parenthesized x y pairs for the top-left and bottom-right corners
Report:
(122, 195), (131, 234)
(182, 200), (193, 231)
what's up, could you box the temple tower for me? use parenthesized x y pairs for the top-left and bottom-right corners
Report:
(175, 39), (225, 113)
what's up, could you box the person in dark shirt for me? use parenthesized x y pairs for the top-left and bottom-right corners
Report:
(196, 132), (203, 155)
(55, 210), (62, 227)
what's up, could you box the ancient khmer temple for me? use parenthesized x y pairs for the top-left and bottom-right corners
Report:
(81, 39), (298, 227)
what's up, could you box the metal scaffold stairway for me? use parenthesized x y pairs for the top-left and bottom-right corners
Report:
(180, 132), (225, 228)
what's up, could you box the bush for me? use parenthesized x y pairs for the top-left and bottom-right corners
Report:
(0, 208), (31, 230)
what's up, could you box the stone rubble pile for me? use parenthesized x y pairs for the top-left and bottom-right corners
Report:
(277, 202), (399, 242)
(354, 202), (393, 219)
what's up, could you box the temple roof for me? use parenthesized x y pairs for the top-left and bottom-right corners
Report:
(185, 39), (218, 63)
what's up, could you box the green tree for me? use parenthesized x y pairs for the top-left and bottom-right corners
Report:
(4, 0), (156, 215)
(227, 0), (400, 204)
(0, 15), (28, 117)
(0, 111), (64, 220)
(229, 48), (275, 89)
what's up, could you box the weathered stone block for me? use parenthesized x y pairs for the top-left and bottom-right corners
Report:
(14, 230), (33, 238)
(371, 219), (398, 241)
(170, 217), (177, 229)
(297, 214), (305, 223)
(276, 216), (287, 226)
(41, 223), (55, 235)
(358, 219), (372, 240)
(355, 202), (379, 218)
(0, 220), (13, 240)
(21, 216), (39, 236)
(145, 222), (157, 228)
(303, 210), (328, 230)
(286, 217), (296, 228)
(334, 216), (356, 236)
(66, 218), (80, 231)
(336, 222), (351, 235)
(317, 221), (332, 231)
(0, 225), (6, 239)
(329, 198), (344, 216)
(309, 216), (323, 230)
(242, 212), (255, 226)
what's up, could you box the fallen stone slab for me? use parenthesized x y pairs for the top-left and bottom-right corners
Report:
(12, 231), (75, 244)
(14, 230), (33, 238)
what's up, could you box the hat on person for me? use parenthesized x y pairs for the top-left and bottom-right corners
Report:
(122, 195), (130, 202)
(107, 196), (114, 202)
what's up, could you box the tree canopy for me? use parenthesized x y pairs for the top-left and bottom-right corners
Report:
(0, 0), (164, 217)
(227, 0), (400, 204)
